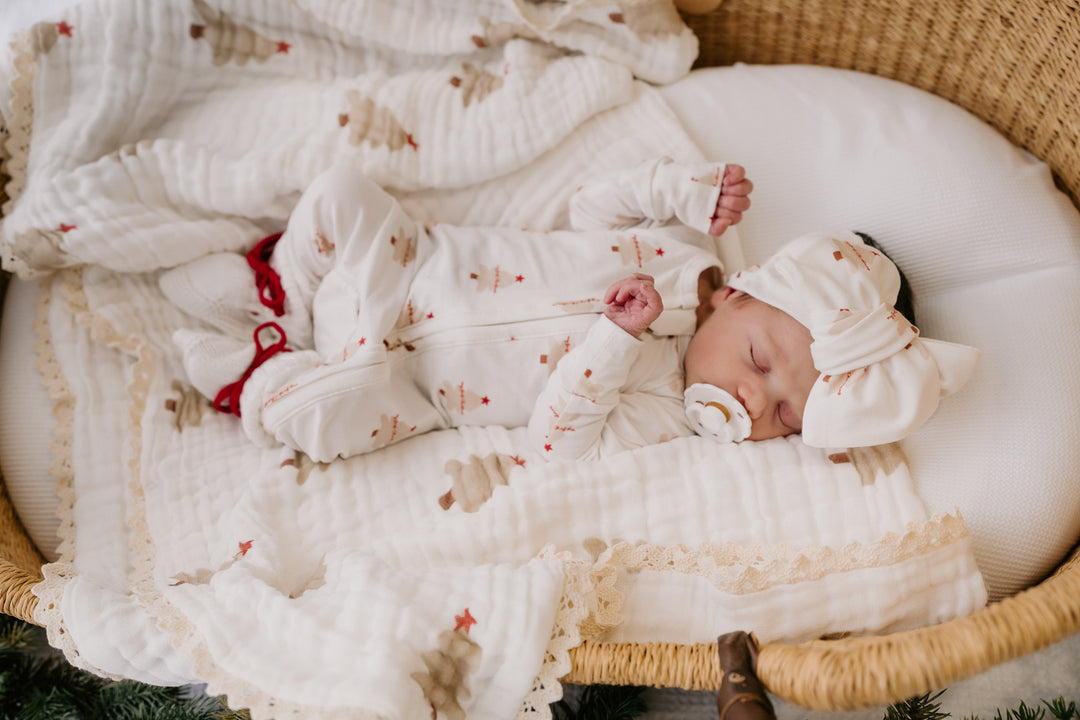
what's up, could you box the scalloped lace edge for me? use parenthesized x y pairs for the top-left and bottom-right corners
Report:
(28, 270), (118, 678)
(602, 512), (972, 594)
(51, 272), (389, 719)
(1, 31), (35, 278)
(544, 511), (973, 651)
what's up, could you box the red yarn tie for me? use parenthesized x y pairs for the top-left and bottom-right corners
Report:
(213, 321), (292, 417)
(247, 233), (286, 317)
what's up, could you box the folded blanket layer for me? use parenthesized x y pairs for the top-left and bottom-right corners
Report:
(2, 1), (986, 718)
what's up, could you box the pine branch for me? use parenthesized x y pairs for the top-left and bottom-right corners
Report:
(1045, 698), (1079, 720)
(552, 686), (647, 720)
(885, 691), (949, 720)
(994, 700), (1047, 720)
(0, 614), (36, 656)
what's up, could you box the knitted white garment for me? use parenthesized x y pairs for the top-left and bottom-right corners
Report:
(160, 252), (268, 339)
(172, 327), (257, 402)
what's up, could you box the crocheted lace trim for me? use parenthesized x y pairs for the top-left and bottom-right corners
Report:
(1, 31), (35, 277)
(516, 549), (593, 719)
(29, 271), (96, 674)
(548, 511), (972, 642)
(55, 272), (389, 719)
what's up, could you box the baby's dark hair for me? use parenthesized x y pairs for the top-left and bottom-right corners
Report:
(854, 232), (916, 325)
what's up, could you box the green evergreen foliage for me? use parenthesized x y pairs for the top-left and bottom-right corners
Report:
(1043, 698), (1079, 720)
(551, 685), (647, 720)
(885, 691), (950, 720)
(893, 691), (1080, 720)
(0, 614), (245, 720)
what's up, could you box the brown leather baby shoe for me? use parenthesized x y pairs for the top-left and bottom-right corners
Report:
(716, 631), (776, 720)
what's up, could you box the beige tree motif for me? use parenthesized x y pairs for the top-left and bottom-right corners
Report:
(572, 368), (604, 402)
(608, 1), (686, 39)
(470, 16), (541, 48)
(449, 63), (504, 107)
(411, 612), (482, 720)
(848, 442), (908, 487)
(28, 22), (61, 56)
(280, 450), (330, 485)
(164, 380), (214, 432)
(830, 238), (880, 273)
(11, 227), (66, 269)
(469, 264), (523, 293)
(611, 234), (662, 268)
(190, 0), (289, 67)
(170, 540), (252, 586)
(539, 336), (572, 375)
(390, 228), (417, 266)
(314, 231), (334, 257)
(395, 299), (421, 329)
(339, 91), (417, 151)
(370, 413), (417, 450)
(438, 381), (489, 416)
(439, 452), (525, 512)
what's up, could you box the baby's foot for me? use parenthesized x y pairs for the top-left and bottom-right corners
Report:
(709, 164), (753, 236)
(160, 252), (269, 338)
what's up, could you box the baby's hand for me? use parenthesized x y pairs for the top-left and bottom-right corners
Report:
(603, 274), (663, 338)
(709, 164), (753, 236)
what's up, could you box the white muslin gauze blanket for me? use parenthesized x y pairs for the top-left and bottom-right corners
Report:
(0, 1), (986, 719)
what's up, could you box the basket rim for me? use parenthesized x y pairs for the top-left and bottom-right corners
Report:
(563, 545), (1080, 707)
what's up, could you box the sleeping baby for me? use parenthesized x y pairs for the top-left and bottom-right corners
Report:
(160, 159), (979, 462)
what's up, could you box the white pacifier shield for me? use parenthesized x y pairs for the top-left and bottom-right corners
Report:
(684, 383), (751, 443)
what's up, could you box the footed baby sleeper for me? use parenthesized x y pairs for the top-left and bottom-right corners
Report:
(163, 159), (730, 462)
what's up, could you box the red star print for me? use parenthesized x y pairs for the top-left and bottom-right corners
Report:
(510, 455), (526, 466)
(57, 223), (77, 233)
(544, 443), (552, 452)
(55, 21), (74, 37)
(406, 134), (418, 151)
(655, 247), (664, 256)
(276, 41), (291, 54)
(427, 312), (435, 319)
(454, 608), (477, 634)
(481, 396), (490, 405)
(515, 275), (524, 283)
(235, 540), (253, 557)
(358, 337), (366, 346)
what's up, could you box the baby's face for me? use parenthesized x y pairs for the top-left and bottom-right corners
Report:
(684, 288), (818, 441)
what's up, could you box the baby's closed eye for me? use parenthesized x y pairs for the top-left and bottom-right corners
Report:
(750, 345), (769, 373)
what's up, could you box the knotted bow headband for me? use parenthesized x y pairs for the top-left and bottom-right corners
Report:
(727, 231), (981, 448)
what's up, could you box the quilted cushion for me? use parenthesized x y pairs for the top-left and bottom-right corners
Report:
(659, 64), (1080, 600)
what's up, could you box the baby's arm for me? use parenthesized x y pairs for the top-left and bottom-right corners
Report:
(528, 276), (679, 461)
(569, 157), (752, 237)
(708, 164), (752, 236)
(603, 273), (663, 338)
(527, 316), (645, 461)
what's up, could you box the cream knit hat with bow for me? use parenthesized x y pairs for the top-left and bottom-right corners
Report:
(727, 231), (981, 448)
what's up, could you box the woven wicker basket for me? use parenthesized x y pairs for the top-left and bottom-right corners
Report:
(2, 0), (1080, 711)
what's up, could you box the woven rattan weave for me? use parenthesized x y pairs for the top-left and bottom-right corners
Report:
(1, 0), (1079, 710)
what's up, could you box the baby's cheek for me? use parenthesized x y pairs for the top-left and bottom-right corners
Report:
(748, 420), (793, 442)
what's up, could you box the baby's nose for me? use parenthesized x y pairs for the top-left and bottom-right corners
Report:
(737, 381), (766, 419)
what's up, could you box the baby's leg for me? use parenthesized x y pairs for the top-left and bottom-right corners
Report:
(164, 166), (427, 351)
(239, 345), (445, 462)
(274, 166), (429, 358)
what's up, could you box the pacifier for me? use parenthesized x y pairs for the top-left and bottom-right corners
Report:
(684, 383), (751, 443)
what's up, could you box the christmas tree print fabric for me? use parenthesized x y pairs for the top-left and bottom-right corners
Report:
(4, 2), (985, 720)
